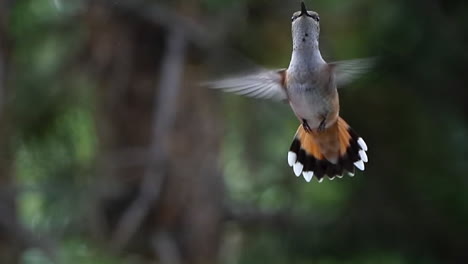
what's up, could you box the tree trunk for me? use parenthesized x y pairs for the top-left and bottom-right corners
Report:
(85, 2), (224, 263)
(0, 1), (21, 263)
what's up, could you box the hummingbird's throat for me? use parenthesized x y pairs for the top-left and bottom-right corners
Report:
(290, 40), (323, 72)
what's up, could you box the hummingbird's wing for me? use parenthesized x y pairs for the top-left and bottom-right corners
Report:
(329, 58), (375, 87)
(203, 69), (287, 101)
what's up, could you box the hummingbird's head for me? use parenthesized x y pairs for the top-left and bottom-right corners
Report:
(291, 2), (320, 50)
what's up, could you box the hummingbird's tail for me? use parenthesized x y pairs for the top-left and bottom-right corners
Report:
(287, 117), (368, 182)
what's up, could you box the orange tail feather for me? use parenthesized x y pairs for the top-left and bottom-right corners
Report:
(287, 117), (368, 182)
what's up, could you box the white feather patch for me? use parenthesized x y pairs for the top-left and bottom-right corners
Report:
(293, 162), (303, 176)
(354, 160), (365, 171)
(348, 172), (355, 177)
(287, 151), (297, 167)
(359, 150), (368, 163)
(357, 138), (368, 151)
(318, 177), (324, 183)
(337, 174), (344, 178)
(329, 176), (335, 181)
(302, 171), (314, 182)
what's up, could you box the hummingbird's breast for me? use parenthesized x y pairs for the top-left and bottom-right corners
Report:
(286, 65), (339, 129)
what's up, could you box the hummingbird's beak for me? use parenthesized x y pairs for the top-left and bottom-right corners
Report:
(301, 2), (308, 16)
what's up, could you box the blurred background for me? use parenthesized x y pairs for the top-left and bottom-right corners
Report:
(1, 0), (468, 263)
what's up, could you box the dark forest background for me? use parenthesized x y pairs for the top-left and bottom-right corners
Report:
(1, 0), (468, 263)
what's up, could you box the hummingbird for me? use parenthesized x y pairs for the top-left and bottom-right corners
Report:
(206, 1), (371, 182)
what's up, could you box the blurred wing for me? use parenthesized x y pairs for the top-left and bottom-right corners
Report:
(330, 58), (375, 87)
(203, 69), (287, 101)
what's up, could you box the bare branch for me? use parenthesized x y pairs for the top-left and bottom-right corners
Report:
(151, 231), (182, 264)
(110, 26), (187, 250)
(94, 0), (215, 48)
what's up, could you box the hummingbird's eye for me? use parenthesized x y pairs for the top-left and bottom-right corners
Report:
(312, 15), (320, 22)
(292, 15), (297, 21)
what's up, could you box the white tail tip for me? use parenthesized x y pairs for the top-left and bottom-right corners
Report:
(354, 160), (365, 171)
(357, 137), (368, 151)
(302, 171), (314, 182)
(293, 162), (303, 176)
(359, 150), (368, 163)
(287, 151), (297, 167)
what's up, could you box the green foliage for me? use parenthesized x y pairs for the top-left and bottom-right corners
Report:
(22, 239), (129, 264)
(8, 0), (468, 263)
